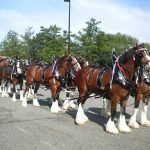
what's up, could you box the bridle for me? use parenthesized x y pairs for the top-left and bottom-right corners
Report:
(134, 48), (150, 66)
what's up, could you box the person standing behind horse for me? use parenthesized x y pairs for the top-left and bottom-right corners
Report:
(12, 56), (22, 76)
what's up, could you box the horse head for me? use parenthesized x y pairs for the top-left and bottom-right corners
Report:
(118, 43), (150, 68)
(77, 56), (89, 68)
(133, 43), (150, 68)
(66, 55), (81, 72)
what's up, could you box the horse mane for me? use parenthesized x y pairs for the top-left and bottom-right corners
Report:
(119, 48), (134, 64)
(118, 43), (145, 64)
(56, 55), (70, 64)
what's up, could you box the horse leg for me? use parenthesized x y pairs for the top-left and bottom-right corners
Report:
(19, 78), (24, 101)
(106, 97), (119, 134)
(62, 89), (76, 109)
(7, 81), (11, 93)
(50, 86), (62, 113)
(0, 80), (3, 93)
(27, 85), (34, 99)
(12, 81), (17, 102)
(22, 84), (30, 107)
(62, 90), (71, 110)
(75, 92), (89, 125)
(2, 80), (9, 97)
(68, 89), (77, 109)
(141, 99), (150, 126)
(1, 81), (5, 97)
(118, 99), (131, 133)
(128, 93), (142, 128)
(32, 83), (40, 106)
(101, 98), (111, 118)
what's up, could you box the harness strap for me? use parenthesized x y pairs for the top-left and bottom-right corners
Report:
(86, 68), (95, 94)
(41, 66), (48, 80)
(33, 66), (41, 79)
(96, 68), (106, 89)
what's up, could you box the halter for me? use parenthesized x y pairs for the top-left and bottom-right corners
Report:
(53, 55), (80, 87)
(133, 48), (150, 66)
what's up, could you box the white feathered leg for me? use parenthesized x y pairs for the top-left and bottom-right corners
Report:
(22, 93), (27, 107)
(1, 87), (9, 97)
(12, 93), (17, 102)
(0, 85), (3, 93)
(106, 118), (119, 134)
(141, 103), (150, 126)
(101, 98), (111, 118)
(62, 98), (77, 110)
(33, 94), (40, 106)
(20, 90), (24, 101)
(50, 100), (62, 113)
(118, 114), (131, 133)
(128, 108), (139, 128)
(7, 85), (11, 93)
(62, 98), (70, 110)
(75, 103), (89, 125)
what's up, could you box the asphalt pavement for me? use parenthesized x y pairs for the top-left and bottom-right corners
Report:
(0, 88), (150, 150)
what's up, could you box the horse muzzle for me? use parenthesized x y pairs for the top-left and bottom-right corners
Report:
(144, 60), (150, 69)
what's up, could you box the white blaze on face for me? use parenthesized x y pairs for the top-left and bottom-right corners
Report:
(73, 58), (81, 71)
(16, 61), (20, 67)
(16, 61), (22, 74)
(86, 61), (89, 66)
(144, 51), (150, 68)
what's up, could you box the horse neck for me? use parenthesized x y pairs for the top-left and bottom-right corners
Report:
(120, 59), (136, 80)
(1, 60), (9, 67)
(57, 62), (68, 76)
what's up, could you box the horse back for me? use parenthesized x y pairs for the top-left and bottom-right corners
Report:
(44, 66), (54, 79)
(25, 64), (43, 82)
(75, 66), (102, 93)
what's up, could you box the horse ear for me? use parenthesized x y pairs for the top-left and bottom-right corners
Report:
(135, 42), (138, 47)
(67, 55), (73, 62)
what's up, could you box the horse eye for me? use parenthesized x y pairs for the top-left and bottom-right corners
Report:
(139, 53), (143, 58)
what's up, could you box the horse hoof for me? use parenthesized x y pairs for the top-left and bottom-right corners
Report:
(50, 109), (59, 113)
(62, 100), (70, 110)
(5, 94), (9, 97)
(12, 98), (17, 102)
(75, 114), (89, 125)
(141, 120), (150, 127)
(20, 96), (24, 101)
(75, 117), (89, 125)
(128, 120), (139, 129)
(20, 98), (23, 102)
(33, 103), (40, 107)
(1, 94), (5, 97)
(69, 102), (77, 109)
(62, 104), (69, 110)
(106, 118), (119, 134)
(33, 99), (40, 107)
(22, 101), (27, 107)
(118, 125), (131, 133)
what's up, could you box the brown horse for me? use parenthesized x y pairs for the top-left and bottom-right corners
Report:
(0, 56), (12, 97)
(74, 44), (150, 134)
(129, 67), (150, 128)
(62, 56), (89, 110)
(22, 55), (81, 113)
(0, 58), (25, 101)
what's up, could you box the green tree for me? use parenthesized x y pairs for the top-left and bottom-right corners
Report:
(0, 30), (22, 58)
(74, 18), (103, 65)
(20, 27), (34, 58)
(30, 25), (66, 62)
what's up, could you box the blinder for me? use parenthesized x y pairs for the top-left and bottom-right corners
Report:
(134, 48), (150, 66)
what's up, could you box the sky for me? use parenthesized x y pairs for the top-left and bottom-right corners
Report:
(0, 0), (150, 43)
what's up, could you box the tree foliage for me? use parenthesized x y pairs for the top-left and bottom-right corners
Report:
(0, 18), (149, 66)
